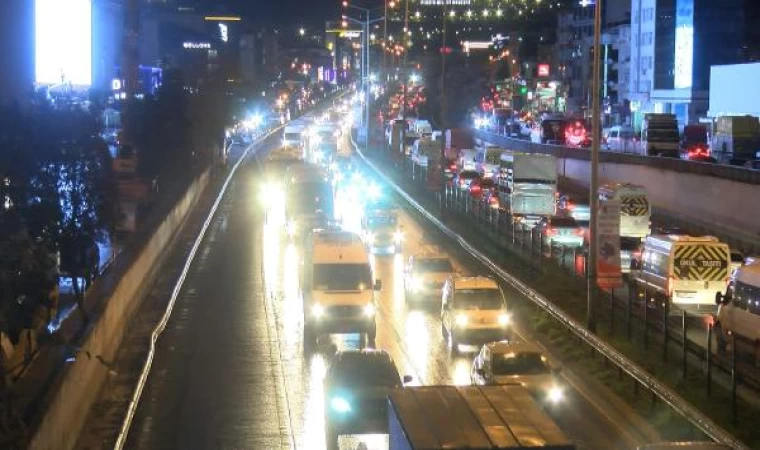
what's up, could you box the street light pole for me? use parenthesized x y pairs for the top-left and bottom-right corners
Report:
(588, 0), (603, 333)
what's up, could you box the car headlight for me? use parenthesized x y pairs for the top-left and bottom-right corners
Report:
(393, 230), (404, 244)
(330, 396), (351, 413)
(498, 313), (511, 326)
(547, 386), (564, 403)
(311, 304), (324, 317)
(410, 276), (423, 292)
(363, 303), (376, 317)
(455, 314), (468, 327)
(366, 233), (375, 245)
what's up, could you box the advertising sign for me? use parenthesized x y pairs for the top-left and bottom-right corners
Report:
(537, 64), (550, 77)
(597, 200), (622, 288)
(35, 0), (92, 86)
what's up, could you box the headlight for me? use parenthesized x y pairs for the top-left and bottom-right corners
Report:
(498, 313), (511, 326)
(547, 386), (564, 403)
(393, 230), (404, 243)
(363, 303), (376, 316)
(330, 396), (351, 413)
(311, 304), (324, 317)
(455, 314), (468, 327)
(282, 138), (288, 146)
(366, 233), (375, 245)
(286, 220), (297, 236)
(410, 276), (423, 292)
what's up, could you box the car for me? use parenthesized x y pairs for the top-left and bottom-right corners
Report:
(470, 341), (564, 406)
(324, 349), (412, 450)
(621, 237), (644, 273)
(441, 276), (511, 354)
(730, 249), (746, 277)
(536, 216), (585, 249)
(404, 255), (455, 305)
(454, 170), (480, 191)
(468, 177), (497, 200)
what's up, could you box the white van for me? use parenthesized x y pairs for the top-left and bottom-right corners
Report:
(283, 125), (304, 148)
(440, 276), (510, 354)
(636, 235), (730, 313)
(715, 262), (760, 350)
(598, 182), (651, 239)
(302, 230), (380, 351)
(604, 125), (639, 153)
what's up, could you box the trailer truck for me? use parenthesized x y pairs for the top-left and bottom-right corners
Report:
(497, 152), (558, 222)
(388, 385), (575, 450)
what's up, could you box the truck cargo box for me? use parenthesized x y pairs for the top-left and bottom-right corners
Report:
(388, 385), (575, 450)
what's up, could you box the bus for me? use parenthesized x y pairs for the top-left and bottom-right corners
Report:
(636, 235), (730, 313)
(598, 183), (651, 239)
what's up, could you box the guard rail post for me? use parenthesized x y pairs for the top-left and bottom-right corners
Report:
(732, 333), (738, 426)
(706, 323), (713, 396)
(511, 220), (516, 245)
(627, 283), (633, 340)
(538, 231), (544, 268)
(663, 300), (669, 362)
(682, 310), (688, 379)
(609, 288), (615, 334)
(644, 297), (649, 349)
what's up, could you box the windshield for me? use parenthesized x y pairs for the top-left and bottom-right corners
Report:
(290, 182), (333, 215)
(328, 357), (400, 387)
(284, 132), (300, 141)
(415, 259), (454, 273)
(313, 263), (372, 291)
(492, 352), (551, 376)
(646, 129), (679, 142)
(620, 237), (642, 251)
(542, 120), (565, 139)
(550, 217), (579, 228)
(460, 171), (479, 179)
(453, 289), (504, 310)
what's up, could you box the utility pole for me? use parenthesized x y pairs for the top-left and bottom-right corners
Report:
(587, 0), (603, 333)
(122, 0), (140, 141)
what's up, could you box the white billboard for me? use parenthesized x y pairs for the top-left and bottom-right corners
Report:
(35, 0), (92, 86)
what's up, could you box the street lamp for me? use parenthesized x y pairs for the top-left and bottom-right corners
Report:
(299, 27), (305, 36)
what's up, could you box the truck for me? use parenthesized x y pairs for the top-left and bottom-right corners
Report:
(445, 128), (475, 160)
(711, 115), (760, 164)
(641, 113), (680, 157)
(680, 124), (710, 158)
(497, 152), (558, 221)
(388, 385), (575, 450)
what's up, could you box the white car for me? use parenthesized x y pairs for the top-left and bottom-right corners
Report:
(470, 341), (564, 406)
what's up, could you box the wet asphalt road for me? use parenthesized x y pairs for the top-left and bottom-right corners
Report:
(120, 136), (653, 450)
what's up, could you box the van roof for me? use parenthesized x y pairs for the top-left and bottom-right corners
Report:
(311, 231), (369, 264)
(453, 276), (499, 290)
(736, 263), (760, 287)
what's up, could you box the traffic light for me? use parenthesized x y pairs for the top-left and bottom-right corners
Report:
(520, 86), (528, 95)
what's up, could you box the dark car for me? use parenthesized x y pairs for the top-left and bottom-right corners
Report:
(454, 170), (480, 190)
(324, 349), (412, 450)
(469, 177), (497, 200)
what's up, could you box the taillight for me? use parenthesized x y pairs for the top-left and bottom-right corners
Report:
(573, 229), (584, 236)
(471, 185), (482, 193)
(545, 228), (557, 236)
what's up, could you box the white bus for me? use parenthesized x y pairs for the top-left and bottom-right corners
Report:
(598, 182), (651, 239)
(636, 235), (730, 313)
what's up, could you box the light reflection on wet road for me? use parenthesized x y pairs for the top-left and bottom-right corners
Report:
(123, 139), (650, 449)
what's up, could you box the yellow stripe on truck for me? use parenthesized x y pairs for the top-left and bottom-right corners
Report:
(673, 245), (729, 281)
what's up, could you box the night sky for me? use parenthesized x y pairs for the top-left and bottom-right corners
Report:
(197, 0), (341, 26)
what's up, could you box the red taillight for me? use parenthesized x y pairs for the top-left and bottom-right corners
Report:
(545, 228), (557, 236)
(573, 229), (584, 236)
(471, 185), (482, 193)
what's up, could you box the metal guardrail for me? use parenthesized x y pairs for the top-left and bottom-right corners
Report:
(350, 135), (750, 450)
(475, 130), (760, 185)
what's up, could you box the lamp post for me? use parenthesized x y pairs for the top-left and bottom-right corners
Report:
(343, 3), (384, 144)
(587, 0), (603, 333)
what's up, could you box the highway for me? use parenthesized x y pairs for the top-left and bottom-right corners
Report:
(89, 128), (660, 449)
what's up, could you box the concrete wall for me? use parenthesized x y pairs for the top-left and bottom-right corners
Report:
(28, 170), (211, 450)
(476, 131), (760, 251)
(557, 158), (760, 247)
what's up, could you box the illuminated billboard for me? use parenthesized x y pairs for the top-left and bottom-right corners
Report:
(35, 0), (92, 86)
(674, 0), (694, 89)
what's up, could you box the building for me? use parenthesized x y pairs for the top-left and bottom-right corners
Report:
(556, 6), (594, 115)
(629, 0), (744, 129)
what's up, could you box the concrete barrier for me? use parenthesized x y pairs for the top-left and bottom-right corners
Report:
(476, 130), (760, 253)
(27, 169), (210, 450)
